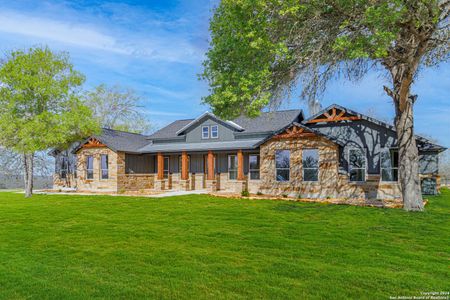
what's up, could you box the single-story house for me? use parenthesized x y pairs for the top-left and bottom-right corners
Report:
(51, 104), (445, 205)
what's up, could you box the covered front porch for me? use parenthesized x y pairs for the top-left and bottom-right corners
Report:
(121, 149), (261, 194)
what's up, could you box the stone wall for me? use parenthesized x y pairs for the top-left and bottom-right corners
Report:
(76, 147), (119, 192)
(53, 174), (77, 189)
(259, 136), (340, 198)
(258, 134), (404, 205)
(118, 174), (155, 191)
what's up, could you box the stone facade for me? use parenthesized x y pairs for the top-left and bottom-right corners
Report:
(76, 147), (118, 192)
(53, 134), (437, 208)
(259, 135), (340, 198)
(258, 134), (404, 206)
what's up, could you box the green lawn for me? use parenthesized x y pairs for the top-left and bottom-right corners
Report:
(0, 190), (448, 299)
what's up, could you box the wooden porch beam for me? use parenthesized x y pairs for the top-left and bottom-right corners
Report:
(181, 151), (189, 180)
(157, 152), (164, 180)
(207, 150), (215, 180)
(237, 149), (245, 181)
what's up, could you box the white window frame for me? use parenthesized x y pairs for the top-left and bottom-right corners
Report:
(249, 154), (260, 180)
(380, 148), (399, 182)
(348, 148), (367, 182)
(302, 149), (319, 182)
(163, 156), (170, 179)
(202, 126), (209, 139)
(100, 154), (109, 180)
(86, 155), (94, 180)
(211, 125), (219, 139)
(228, 154), (237, 180)
(275, 150), (290, 182)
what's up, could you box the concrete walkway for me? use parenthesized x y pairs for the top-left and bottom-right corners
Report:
(150, 190), (208, 198)
(32, 189), (209, 198)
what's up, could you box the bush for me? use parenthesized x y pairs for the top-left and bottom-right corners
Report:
(241, 190), (250, 197)
(256, 191), (263, 196)
(282, 193), (288, 198)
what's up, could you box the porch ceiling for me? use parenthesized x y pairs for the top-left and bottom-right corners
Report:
(137, 138), (264, 153)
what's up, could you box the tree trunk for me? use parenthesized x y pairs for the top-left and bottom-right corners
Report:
(393, 92), (424, 211)
(23, 153), (34, 198)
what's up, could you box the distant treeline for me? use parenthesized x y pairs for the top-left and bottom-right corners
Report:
(0, 174), (52, 189)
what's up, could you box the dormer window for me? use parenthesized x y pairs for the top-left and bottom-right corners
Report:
(211, 125), (218, 138)
(202, 126), (209, 139)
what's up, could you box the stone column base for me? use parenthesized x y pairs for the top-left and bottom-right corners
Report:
(234, 180), (247, 194)
(154, 179), (166, 191)
(179, 179), (190, 191)
(206, 179), (217, 192)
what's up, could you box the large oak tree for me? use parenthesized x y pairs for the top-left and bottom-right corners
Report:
(202, 0), (449, 211)
(0, 47), (100, 197)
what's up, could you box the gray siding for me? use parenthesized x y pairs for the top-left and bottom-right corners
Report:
(125, 154), (155, 174)
(310, 120), (440, 175)
(419, 152), (439, 174)
(185, 118), (236, 143)
(54, 142), (80, 176)
(310, 120), (397, 174)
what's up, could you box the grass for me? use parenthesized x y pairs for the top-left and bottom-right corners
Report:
(0, 190), (448, 299)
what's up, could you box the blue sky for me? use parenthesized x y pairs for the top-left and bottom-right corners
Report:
(0, 0), (448, 146)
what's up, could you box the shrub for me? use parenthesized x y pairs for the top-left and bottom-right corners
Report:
(241, 190), (250, 197)
(282, 193), (288, 198)
(256, 191), (263, 196)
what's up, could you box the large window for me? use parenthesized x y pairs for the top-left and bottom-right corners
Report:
(381, 148), (398, 182)
(211, 125), (219, 138)
(249, 154), (260, 180)
(86, 156), (94, 179)
(349, 148), (366, 182)
(303, 149), (319, 182)
(275, 150), (290, 182)
(228, 155), (237, 180)
(101, 155), (109, 179)
(202, 126), (209, 139)
(60, 156), (68, 179)
(164, 157), (170, 179)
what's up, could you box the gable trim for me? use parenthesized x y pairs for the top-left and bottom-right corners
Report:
(175, 112), (244, 136)
(73, 136), (114, 154)
(255, 122), (344, 147)
(305, 106), (361, 124)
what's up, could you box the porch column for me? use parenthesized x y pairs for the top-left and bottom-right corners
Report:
(157, 152), (164, 180)
(207, 150), (215, 180)
(237, 149), (245, 180)
(181, 151), (189, 180)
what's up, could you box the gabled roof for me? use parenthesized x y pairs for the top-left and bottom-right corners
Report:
(175, 111), (244, 136)
(233, 109), (303, 135)
(147, 119), (194, 140)
(72, 128), (150, 154)
(303, 104), (446, 152)
(147, 109), (303, 140)
(255, 122), (344, 147)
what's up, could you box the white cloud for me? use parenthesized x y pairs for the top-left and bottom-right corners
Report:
(0, 9), (205, 63)
(0, 10), (128, 54)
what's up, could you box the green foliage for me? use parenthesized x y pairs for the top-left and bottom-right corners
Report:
(202, 0), (447, 119)
(241, 190), (250, 197)
(0, 47), (100, 153)
(0, 190), (448, 298)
